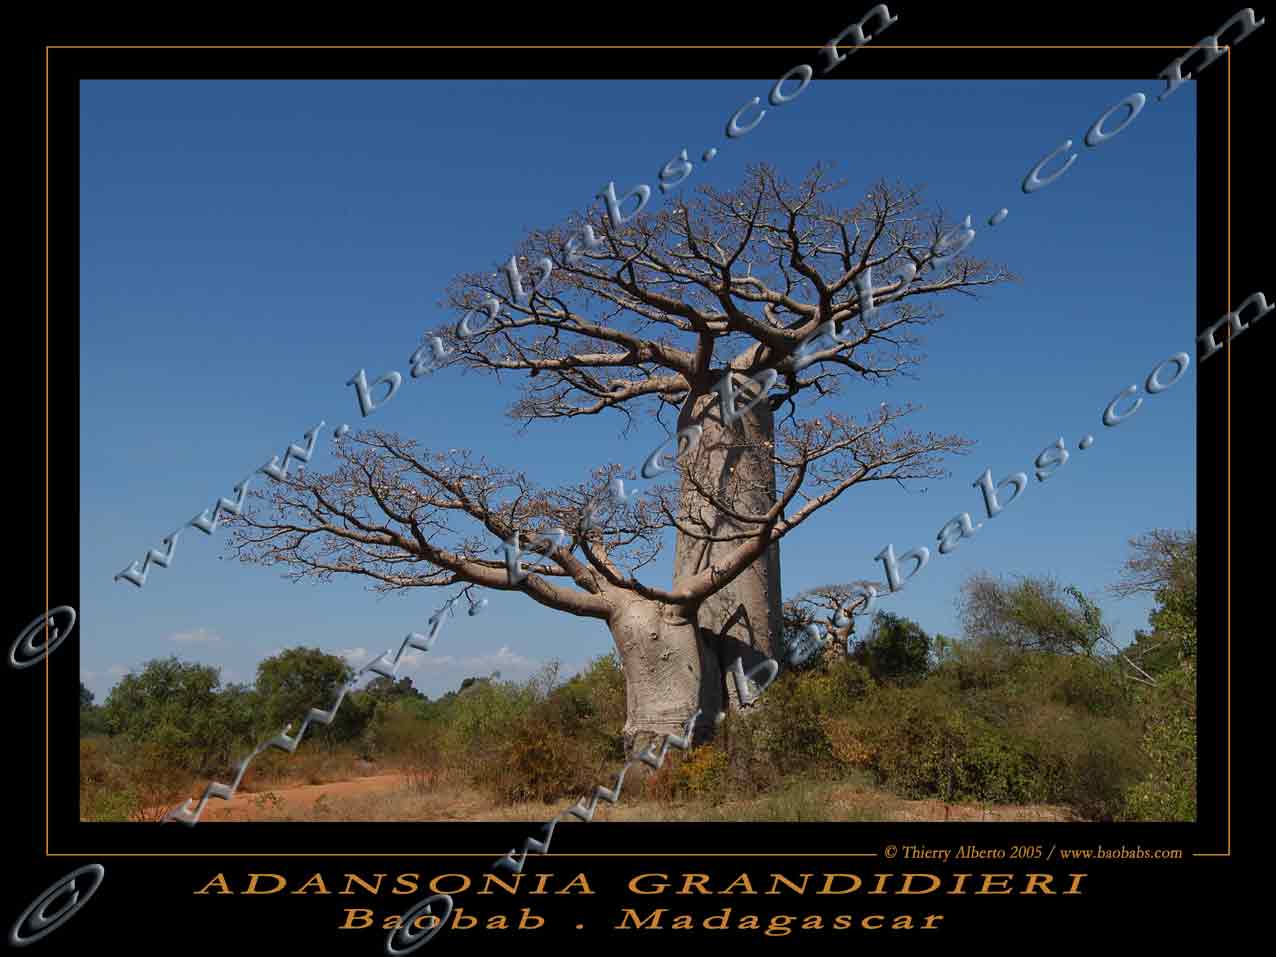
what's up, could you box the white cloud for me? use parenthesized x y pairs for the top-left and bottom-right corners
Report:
(409, 645), (538, 674)
(168, 628), (222, 644)
(81, 663), (129, 683)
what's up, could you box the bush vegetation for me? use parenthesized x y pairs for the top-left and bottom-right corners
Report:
(80, 530), (1198, 823)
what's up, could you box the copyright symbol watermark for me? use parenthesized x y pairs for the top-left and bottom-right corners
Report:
(386, 893), (452, 955)
(884, 845), (897, 859)
(8, 864), (104, 947)
(8, 606), (77, 670)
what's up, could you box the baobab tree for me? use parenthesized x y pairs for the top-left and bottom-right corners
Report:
(781, 580), (886, 668)
(226, 161), (1015, 756)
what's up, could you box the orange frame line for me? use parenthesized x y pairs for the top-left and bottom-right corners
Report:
(47, 43), (1224, 862)
(47, 45), (1223, 50)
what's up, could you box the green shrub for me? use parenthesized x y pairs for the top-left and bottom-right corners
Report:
(741, 658), (875, 778)
(455, 655), (629, 806)
(853, 611), (932, 686)
(80, 737), (140, 821)
(1122, 664), (1196, 821)
(365, 699), (437, 762)
(81, 785), (140, 822)
(473, 709), (604, 804)
(717, 708), (782, 798)
(78, 737), (193, 822)
(846, 682), (992, 801)
(802, 643), (1148, 814)
(100, 658), (261, 774)
(80, 707), (111, 738)
(678, 745), (730, 800)
(440, 680), (537, 755)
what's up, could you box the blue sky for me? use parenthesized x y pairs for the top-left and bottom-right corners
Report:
(80, 78), (1196, 703)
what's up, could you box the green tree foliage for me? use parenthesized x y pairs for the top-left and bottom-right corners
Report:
(1122, 630), (1180, 679)
(211, 682), (261, 753)
(79, 681), (110, 738)
(472, 653), (631, 803)
(1118, 528), (1196, 819)
(1144, 539), (1197, 665)
(732, 657), (875, 781)
(365, 675), (425, 703)
(820, 640), (1140, 816)
(1115, 530), (1197, 681)
(957, 573), (1107, 657)
(80, 709), (111, 738)
(1124, 663), (1196, 820)
(853, 611), (932, 686)
(101, 657), (248, 772)
(930, 633), (957, 667)
(253, 647), (372, 749)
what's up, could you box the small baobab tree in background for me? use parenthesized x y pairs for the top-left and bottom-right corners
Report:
(781, 580), (887, 668)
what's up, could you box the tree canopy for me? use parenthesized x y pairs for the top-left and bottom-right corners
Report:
(224, 161), (1016, 749)
(956, 573), (1109, 657)
(1108, 528), (1197, 599)
(781, 579), (885, 667)
(254, 647), (372, 747)
(102, 657), (251, 771)
(853, 610), (932, 685)
(364, 675), (426, 703)
(1121, 529), (1197, 677)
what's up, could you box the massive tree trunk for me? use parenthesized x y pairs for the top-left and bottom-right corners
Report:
(609, 596), (722, 770)
(672, 382), (783, 716)
(593, 367), (783, 767)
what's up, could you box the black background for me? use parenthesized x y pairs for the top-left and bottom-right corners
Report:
(11, 2), (1268, 949)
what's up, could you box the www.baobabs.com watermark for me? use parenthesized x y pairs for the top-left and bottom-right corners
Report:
(494, 5), (1268, 591)
(162, 587), (486, 826)
(406, 3), (900, 376)
(383, 310), (1240, 950)
(384, 669), (779, 954)
(114, 3), (900, 592)
(149, 13), (1256, 945)
(865, 290), (1268, 611)
(503, 282), (1270, 670)
(495, 0), (1267, 618)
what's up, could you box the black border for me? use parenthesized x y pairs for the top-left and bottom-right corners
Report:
(16, 2), (1263, 946)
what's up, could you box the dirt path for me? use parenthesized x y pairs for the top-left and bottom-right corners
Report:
(181, 772), (1077, 823)
(195, 773), (410, 821)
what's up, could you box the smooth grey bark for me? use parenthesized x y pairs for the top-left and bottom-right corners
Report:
(608, 596), (722, 769)
(671, 380), (782, 716)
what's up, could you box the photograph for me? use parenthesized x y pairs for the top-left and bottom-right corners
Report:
(79, 72), (1197, 831)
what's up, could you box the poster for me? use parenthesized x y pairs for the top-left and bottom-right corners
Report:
(13, 4), (1260, 949)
